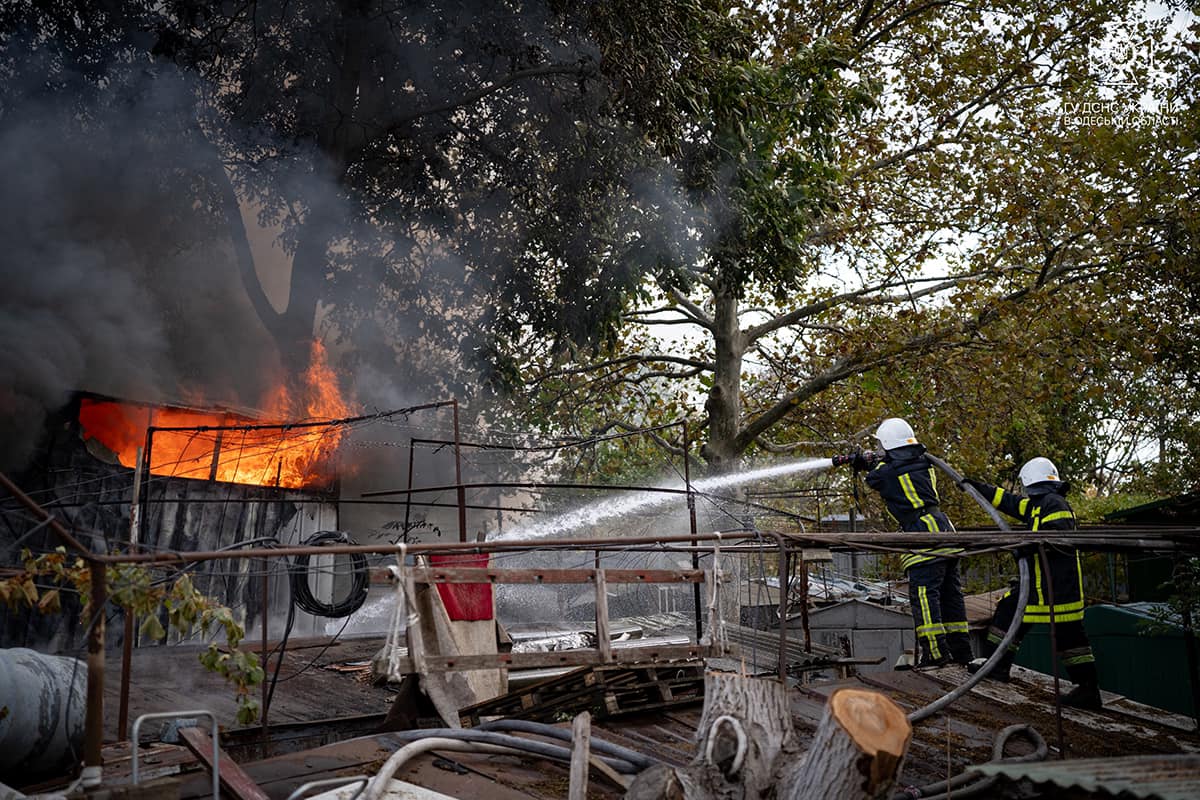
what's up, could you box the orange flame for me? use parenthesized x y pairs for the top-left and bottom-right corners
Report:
(78, 341), (352, 490)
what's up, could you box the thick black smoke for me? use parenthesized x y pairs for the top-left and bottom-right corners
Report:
(0, 60), (281, 469)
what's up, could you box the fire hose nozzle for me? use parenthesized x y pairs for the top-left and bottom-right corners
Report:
(832, 451), (879, 469)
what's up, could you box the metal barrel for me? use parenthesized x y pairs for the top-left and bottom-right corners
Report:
(0, 647), (86, 781)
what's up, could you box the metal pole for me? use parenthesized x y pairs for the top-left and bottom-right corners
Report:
(403, 439), (415, 543)
(683, 421), (702, 642)
(8, 528), (1193, 568)
(118, 446), (144, 740)
(261, 556), (270, 756)
(1175, 555), (1200, 732)
(1038, 543), (1066, 759)
(799, 554), (811, 653)
(452, 400), (467, 543)
(84, 561), (107, 781)
(147, 400), (454, 434)
(139, 426), (155, 546)
(764, 533), (790, 682)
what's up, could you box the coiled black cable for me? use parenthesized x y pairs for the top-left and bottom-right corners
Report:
(266, 531), (369, 716)
(288, 530), (369, 618)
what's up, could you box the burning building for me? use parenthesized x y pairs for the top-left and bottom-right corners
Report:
(1, 380), (350, 652)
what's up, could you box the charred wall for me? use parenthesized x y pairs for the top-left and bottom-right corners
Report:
(1, 395), (337, 652)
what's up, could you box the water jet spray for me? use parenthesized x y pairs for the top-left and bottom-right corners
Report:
(498, 458), (836, 541)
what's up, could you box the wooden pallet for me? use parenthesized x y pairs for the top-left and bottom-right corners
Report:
(459, 662), (706, 727)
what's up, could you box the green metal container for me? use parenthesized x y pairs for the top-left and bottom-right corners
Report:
(1013, 603), (1196, 716)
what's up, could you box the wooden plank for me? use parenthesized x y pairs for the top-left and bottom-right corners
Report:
(568, 712), (591, 800)
(588, 753), (631, 790)
(177, 726), (270, 800)
(595, 571), (612, 664)
(385, 643), (725, 673)
(397, 567), (707, 585)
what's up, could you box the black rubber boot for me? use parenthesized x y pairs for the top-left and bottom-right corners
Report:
(967, 650), (1014, 682)
(916, 636), (951, 669)
(1061, 683), (1102, 710)
(915, 654), (950, 670)
(947, 633), (974, 665)
(1062, 662), (1102, 710)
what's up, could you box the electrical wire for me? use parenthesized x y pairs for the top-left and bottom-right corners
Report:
(288, 531), (369, 618)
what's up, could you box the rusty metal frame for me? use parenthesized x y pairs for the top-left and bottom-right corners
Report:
(6, 451), (1200, 778)
(132, 709), (219, 799)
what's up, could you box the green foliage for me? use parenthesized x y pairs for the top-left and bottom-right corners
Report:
(513, 0), (1199, 498)
(0, 548), (263, 724)
(1071, 492), (1161, 524)
(1140, 557), (1200, 637)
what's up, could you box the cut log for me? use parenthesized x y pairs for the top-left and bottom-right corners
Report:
(623, 675), (912, 800)
(781, 687), (912, 800)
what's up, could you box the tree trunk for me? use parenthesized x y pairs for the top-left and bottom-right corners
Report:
(252, 0), (371, 375)
(703, 285), (745, 473)
(624, 674), (911, 800)
(780, 688), (911, 800)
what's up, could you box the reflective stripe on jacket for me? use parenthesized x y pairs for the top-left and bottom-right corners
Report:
(864, 445), (962, 571)
(981, 482), (1085, 621)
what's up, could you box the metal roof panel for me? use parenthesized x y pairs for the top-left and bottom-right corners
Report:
(974, 754), (1200, 800)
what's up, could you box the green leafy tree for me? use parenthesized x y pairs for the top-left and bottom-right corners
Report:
(514, 0), (1199, 484)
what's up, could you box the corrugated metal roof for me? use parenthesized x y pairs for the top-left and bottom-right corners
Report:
(974, 754), (1200, 800)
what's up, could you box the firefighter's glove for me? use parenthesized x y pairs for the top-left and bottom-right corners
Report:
(851, 451), (878, 471)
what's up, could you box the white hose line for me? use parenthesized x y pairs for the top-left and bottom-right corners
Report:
(364, 739), (528, 800)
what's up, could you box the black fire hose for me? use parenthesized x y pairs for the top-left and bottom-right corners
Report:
(924, 454), (1010, 533)
(907, 557), (1030, 723)
(907, 454), (1025, 724)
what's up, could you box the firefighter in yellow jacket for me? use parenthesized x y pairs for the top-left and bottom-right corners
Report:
(964, 457), (1101, 709)
(853, 418), (972, 668)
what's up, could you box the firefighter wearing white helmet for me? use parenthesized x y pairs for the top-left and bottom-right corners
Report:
(846, 418), (972, 668)
(1018, 457), (1059, 489)
(874, 417), (919, 450)
(964, 457), (1101, 710)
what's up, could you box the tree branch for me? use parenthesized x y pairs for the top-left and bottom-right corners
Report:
(588, 419), (689, 459)
(743, 273), (980, 344)
(733, 272), (1063, 451)
(378, 62), (597, 133)
(667, 287), (714, 330)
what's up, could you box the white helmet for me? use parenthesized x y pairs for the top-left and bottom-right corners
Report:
(874, 418), (918, 451)
(1019, 457), (1060, 489)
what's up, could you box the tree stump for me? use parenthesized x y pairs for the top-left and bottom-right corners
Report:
(624, 674), (912, 800)
(694, 671), (794, 798)
(781, 688), (912, 800)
